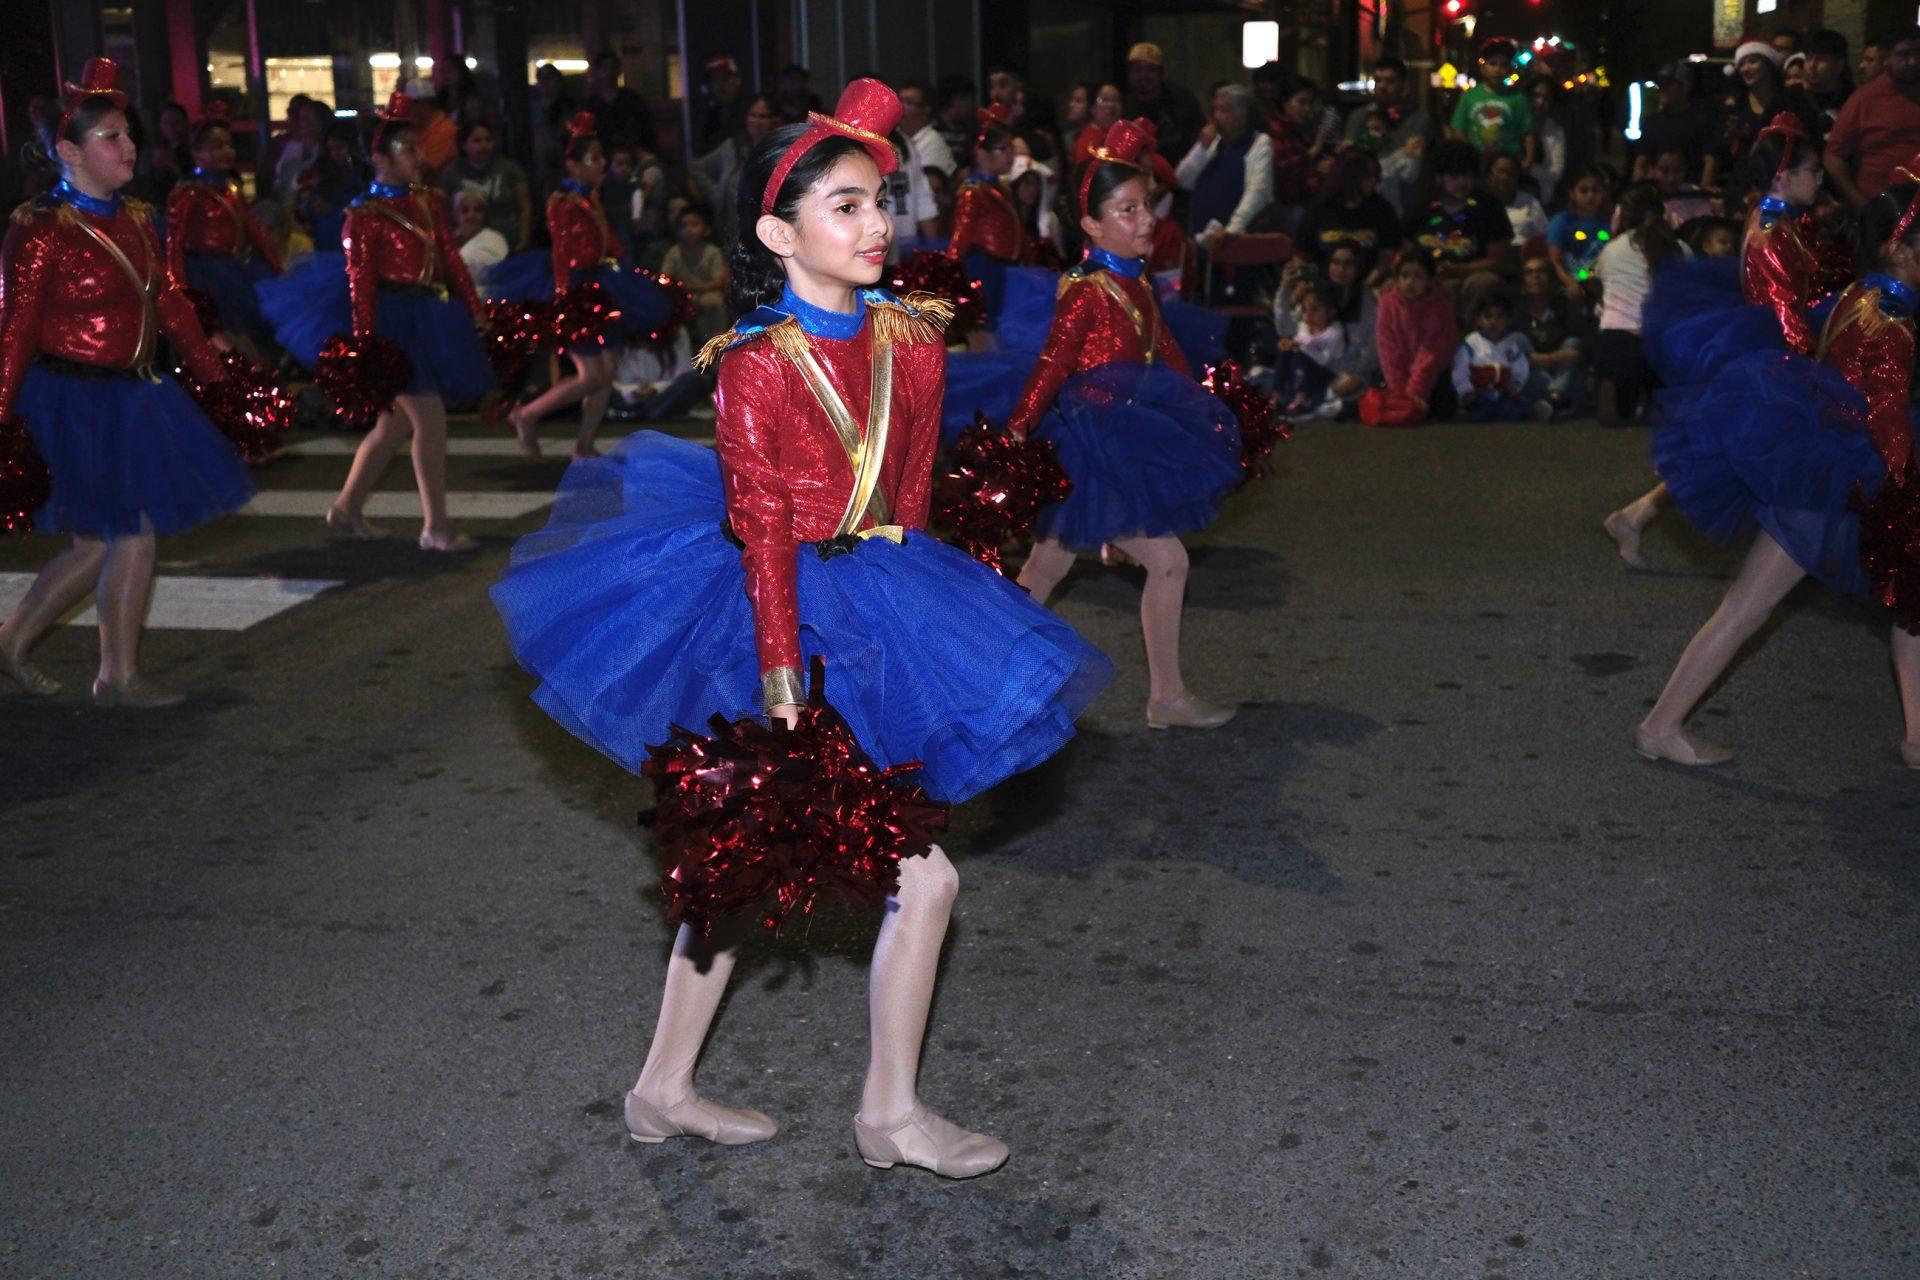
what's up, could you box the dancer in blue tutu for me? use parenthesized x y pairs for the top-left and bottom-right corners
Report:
(0, 58), (253, 706)
(1006, 121), (1243, 731)
(1635, 179), (1920, 768)
(164, 102), (283, 357)
(1606, 114), (1851, 565)
(319, 93), (496, 551)
(491, 80), (1111, 1176)
(497, 112), (674, 460)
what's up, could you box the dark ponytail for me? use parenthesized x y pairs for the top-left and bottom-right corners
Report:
(1619, 181), (1681, 274)
(727, 124), (867, 314)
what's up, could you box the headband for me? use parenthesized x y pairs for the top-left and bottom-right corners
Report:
(1755, 111), (1808, 180)
(761, 78), (902, 215)
(59, 56), (130, 138)
(1078, 118), (1152, 216)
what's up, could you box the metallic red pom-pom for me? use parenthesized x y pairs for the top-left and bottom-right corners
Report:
(640, 658), (949, 936)
(1858, 469), (1920, 632)
(553, 280), (623, 350)
(483, 297), (555, 384)
(885, 251), (987, 344)
(930, 418), (1073, 573)
(640, 271), (697, 345)
(1204, 360), (1287, 483)
(176, 352), (297, 464)
(0, 417), (53, 537)
(315, 332), (413, 427)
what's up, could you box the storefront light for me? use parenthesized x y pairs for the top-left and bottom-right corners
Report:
(1241, 21), (1279, 70)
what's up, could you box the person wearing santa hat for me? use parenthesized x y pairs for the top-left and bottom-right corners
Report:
(1702, 39), (1820, 191)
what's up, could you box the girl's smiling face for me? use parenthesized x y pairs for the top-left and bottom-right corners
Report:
(1081, 172), (1156, 259)
(761, 151), (892, 297)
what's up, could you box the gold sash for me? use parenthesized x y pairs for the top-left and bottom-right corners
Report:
(1090, 271), (1159, 364)
(67, 208), (159, 372)
(786, 339), (896, 536)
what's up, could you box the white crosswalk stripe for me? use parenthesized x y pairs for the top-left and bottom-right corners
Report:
(285, 434), (714, 457)
(241, 491), (555, 519)
(0, 573), (342, 632)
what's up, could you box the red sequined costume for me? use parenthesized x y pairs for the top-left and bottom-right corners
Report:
(341, 185), (484, 334)
(1742, 203), (1849, 357)
(1818, 279), (1916, 472)
(0, 199), (227, 420)
(1006, 268), (1189, 439)
(165, 174), (283, 280)
(946, 177), (1025, 264)
(546, 188), (621, 291)
(706, 298), (948, 704)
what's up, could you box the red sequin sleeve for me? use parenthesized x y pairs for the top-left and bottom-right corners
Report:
(1006, 281), (1095, 439)
(1746, 220), (1819, 356)
(426, 190), (484, 318)
(342, 206), (378, 336)
(1856, 322), (1916, 472)
(154, 219), (229, 386)
(714, 343), (803, 702)
(891, 337), (945, 529)
(0, 216), (53, 423)
(241, 198), (284, 274)
(163, 184), (196, 285)
(548, 194), (582, 296)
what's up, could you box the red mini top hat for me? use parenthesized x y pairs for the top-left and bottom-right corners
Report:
(59, 56), (130, 135)
(761, 78), (902, 215)
(372, 91), (415, 147)
(1755, 111), (1809, 178)
(564, 111), (599, 143)
(194, 100), (233, 130)
(1079, 117), (1154, 212)
(973, 101), (1014, 150)
(1886, 149), (1920, 250)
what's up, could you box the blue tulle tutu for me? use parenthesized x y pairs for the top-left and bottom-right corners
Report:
(15, 366), (254, 538)
(185, 253), (277, 347)
(255, 252), (348, 369)
(1030, 362), (1244, 550)
(483, 249), (551, 302)
(1162, 295), (1228, 372)
(939, 268), (1058, 443)
(1657, 348), (1891, 594)
(1642, 256), (1786, 388)
(491, 432), (1114, 804)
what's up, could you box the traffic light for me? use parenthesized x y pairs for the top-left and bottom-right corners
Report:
(1444, 0), (1466, 15)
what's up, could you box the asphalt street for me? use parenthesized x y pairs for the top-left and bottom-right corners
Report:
(1, 410), (1915, 1279)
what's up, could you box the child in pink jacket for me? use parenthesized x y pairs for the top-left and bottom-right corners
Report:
(1362, 252), (1459, 427)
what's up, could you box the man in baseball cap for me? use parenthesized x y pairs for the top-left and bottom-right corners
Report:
(1123, 40), (1205, 158)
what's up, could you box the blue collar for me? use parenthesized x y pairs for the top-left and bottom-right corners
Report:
(1085, 246), (1144, 279)
(776, 285), (867, 340)
(1865, 273), (1919, 317)
(969, 171), (998, 186)
(368, 180), (410, 200)
(192, 167), (230, 185)
(52, 180), (119, 217)
(560, 179), (594, 197)
(1757, 196), (1798, 218)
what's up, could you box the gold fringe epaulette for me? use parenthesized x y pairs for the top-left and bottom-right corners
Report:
(10, 200), (49, 228)
(123, 198), (152, 226)
(694, 315), (813, 371)
(1056, 266), (1097, 300)
(870, 291), (953, 345)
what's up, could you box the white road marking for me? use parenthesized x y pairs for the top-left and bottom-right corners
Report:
(0, 573), (343, 632)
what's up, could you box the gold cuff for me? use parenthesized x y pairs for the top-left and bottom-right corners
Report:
(761, 666), (804, 712)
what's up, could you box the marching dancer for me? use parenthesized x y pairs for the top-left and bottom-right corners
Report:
(165, 102), (283, 357)
(1007, 121), (1243, 730)
(322, 93), (496, 551)
(945, 103), (1050, 321)
(0, 58), (254, 705)
(1635, 179), (1920, 767)
(491, 81), (1111, 1175)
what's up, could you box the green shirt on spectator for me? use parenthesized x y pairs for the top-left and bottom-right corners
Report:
(1450, 84), (1534, 159)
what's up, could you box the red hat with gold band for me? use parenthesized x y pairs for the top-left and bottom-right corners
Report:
(761, 78), (902, 215)
(1886, 150), (1920, 251)
(1078, 117), (1153, 214)
(59, 56), (130, 136)
(372, 90), (416, 149)
(1754, 111), (1809, 180)
(564, 111), (599, 144)
(973, 101), (1014, 151)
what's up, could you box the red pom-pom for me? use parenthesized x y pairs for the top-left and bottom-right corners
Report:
(641, 658), (949, 936)
(639, 271), (697, 346)
(482, 297), (555, 384)
(1859, 469), (1920, 632)
(930, 418), (1074, 573)
(315, 332), (412, 427)
(553, 280), (623, 350)
(176, 352), (297, 464)
(1203, 360), (1287, 483)
(885, 251), (987, 344)
(0, 417), (53, 537)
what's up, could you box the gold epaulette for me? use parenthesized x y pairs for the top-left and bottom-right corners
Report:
(10, 201), (49, 228)
(1056, 266), (1096, 300)
(870, 290), (953, 345)
(693, 315), (812, 371)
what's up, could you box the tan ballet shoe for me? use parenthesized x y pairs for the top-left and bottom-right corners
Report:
(1146, 692), (1237, 730)
(92, 677), (185, 709)
(325, 505), (390, 541)
(1, 648), (60, 697)
(623, 1089), (777, 1146)
(1603, 509), (1645, 568)
(854, 1104), (1008, 1179)
(1634, 724), (1733, 767)
(417, 530), (478, 554)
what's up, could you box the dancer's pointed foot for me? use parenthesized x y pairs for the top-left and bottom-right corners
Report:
(1147, 691), (1237, 730)
(623, 1088), (777, 1146)
(570, 442), (601, 460)
(325, 505), (390, 541)
(1, 645), (60, 697)
(91, 677), (185, 709)
(1603, 509), (1645, 568)
(1634, 723), (1733, 766)
(1901, 739), (1920, 769)
(854, 1104), (1008, 1179)
(509, 405), (542, 457)
(418, 529), (478, 554)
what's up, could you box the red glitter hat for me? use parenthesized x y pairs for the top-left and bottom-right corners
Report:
(760, 78), (902, 215)
(1887, 150), (1920, 250)
(59, 56), (130, 135)
(1755, 111), (1809, 179)
(372, 91), (416, 148)
(564, 111), (599, 143)
(973, 101), (1014, 150)
(193, 100), (233, 131)
(1078, 117), (1153, 213)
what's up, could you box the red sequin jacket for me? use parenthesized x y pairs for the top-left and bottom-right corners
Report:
(1006, 267), (1189, 439)
(547, 188), (622, 294)
(946, 177), (1025, 264)
(1742, 204), (1848, 357)
(703, 294), (951, 706)
(0, 198), (227, 423)
(341, 186), (484, 336)
(165, 174), (283, 280)
(1818, 279), (1916, 472)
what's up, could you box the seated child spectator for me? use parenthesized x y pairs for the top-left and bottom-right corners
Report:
(1453, 294), (1552, 422)
(1486, 153), (1548, 247)
(658, 203), (730, 346)
(1679, 215), (1739, 258)
(612, 325), (711, 422)
(602, 145), (643, 261)
(1406, 138), (1516, 309)
(1518, 255), (1588, 415)
(452, 189), (508, 291)
(1272, 238), (1380, 413)
(1546, 167), (1611, 300)
(1593, 181), (1688, 424)
(1361, 251), (1459, 427)
(1272, 282), (1347, 419)
(1649, 147), (1715, 226)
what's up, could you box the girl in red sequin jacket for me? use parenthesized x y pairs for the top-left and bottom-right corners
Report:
(165, 106), (282, 354)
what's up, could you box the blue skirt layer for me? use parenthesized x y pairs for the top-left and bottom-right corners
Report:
(16, 366), (254, 538)
(1643, 256), (1783, 387)
(1659, 348), (1890, 594)
(1162, 296), (1228, 372)
(484, 249), (552, 302)
(490, 432), (1114, 804)
(941, 349), (1038, 444)
(255, 252), (348, 370)
(185, 253), (276, 347)
(1032, 362), (1244, 550)
(376, 290), (497, 401)
(486, 256), (673, 354)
